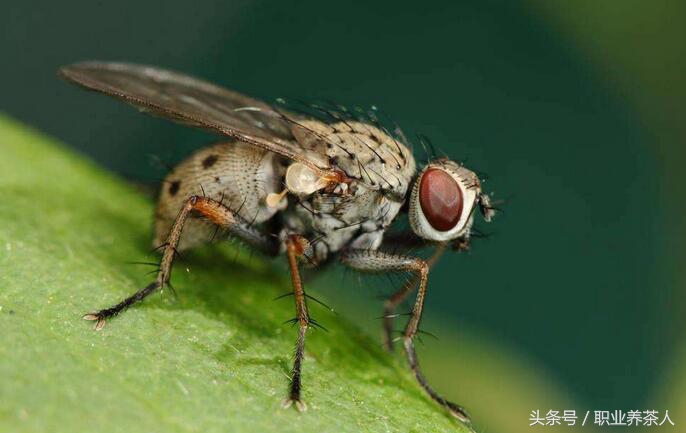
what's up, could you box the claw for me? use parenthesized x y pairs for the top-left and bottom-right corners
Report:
(446, 402), (471, 424)
(281, 398), (307, 412)
(295, 400), (307, 412)
(83, 313), (106, 331)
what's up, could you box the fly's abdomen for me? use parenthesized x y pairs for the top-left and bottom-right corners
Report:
(153, 141), (287, 250)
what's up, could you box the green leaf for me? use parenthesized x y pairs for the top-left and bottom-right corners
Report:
(0, 115), (472, 433)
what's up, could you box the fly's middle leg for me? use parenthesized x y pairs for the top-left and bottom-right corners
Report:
(84, 195), (278, 330)
(282, 234), (313, 412)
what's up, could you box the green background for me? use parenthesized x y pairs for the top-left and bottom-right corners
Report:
(2, 0), (685, 430)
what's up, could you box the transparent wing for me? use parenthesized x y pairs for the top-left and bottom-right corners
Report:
(58, 61), (330, 170)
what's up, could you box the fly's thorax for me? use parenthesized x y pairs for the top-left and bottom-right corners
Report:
(281, 181), (404, 262)
(291, 120), (416, 199)
(278, 120), (416, 261)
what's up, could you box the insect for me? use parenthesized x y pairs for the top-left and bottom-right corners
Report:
(59, 61), (496, 423)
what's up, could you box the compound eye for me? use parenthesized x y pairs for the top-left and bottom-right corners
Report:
(419, 168), (463, 231)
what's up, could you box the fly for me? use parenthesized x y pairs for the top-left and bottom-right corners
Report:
(59, 61), (497, 423)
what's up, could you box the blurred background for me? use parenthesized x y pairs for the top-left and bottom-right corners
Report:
(2, 0), (685, 431)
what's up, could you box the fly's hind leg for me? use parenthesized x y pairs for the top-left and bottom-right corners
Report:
(84, 195), (278, 330)
(340, 249), (470, 424)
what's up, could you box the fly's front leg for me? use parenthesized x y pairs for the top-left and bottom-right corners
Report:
(340, 249), (470, 424)
(380, 244), (446, 351)
(84, 195), (278, 330)
(282, 234), (313, 412)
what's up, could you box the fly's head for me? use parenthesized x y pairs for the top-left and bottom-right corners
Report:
(408, 159), (495, 245)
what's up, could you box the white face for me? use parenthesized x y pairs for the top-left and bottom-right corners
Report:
(408, 160), (486, 241)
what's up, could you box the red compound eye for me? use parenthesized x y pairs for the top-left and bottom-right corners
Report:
(419, 168), (463, 231)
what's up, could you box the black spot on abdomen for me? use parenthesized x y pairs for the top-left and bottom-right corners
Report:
(168, 180), (180, 196)
(202, 154), (218, 169)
